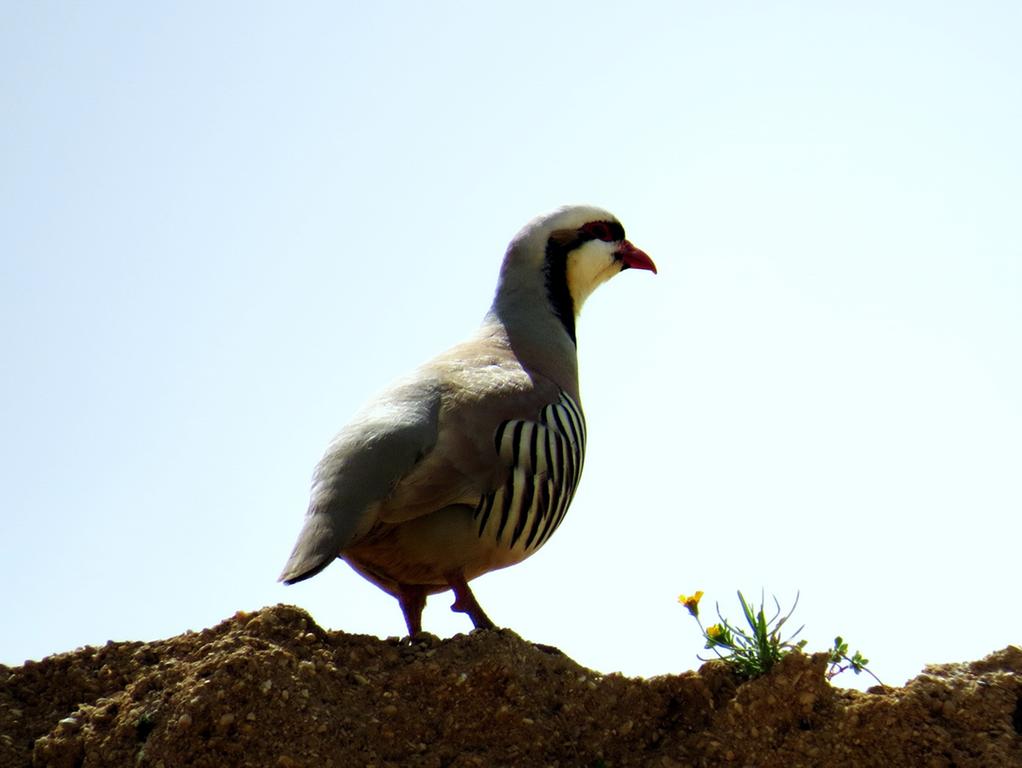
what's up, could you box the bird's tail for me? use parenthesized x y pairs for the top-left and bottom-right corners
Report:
(278, 510), (346, 584)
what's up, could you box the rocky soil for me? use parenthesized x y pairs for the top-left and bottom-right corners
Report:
(2, 604), (1020, 767)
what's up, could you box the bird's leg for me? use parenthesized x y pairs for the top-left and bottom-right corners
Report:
(396, 584), (427, 637)
(445, 572), (495, 630)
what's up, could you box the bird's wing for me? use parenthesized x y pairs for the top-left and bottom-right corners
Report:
(279, 334), (562, 583)
(278, 375), (443, 584)
(374, 351), (561, 525)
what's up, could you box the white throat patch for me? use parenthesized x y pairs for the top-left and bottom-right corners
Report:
(566, 240), (622, 313)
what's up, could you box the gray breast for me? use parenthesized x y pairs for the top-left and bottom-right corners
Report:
(472, 392), (586, 554)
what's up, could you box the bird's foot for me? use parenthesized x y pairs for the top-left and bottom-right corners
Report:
(446, 573), (496, 630)
(397, 584), (427, 637)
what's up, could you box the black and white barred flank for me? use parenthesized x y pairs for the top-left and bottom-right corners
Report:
(473, 392), (586, 553)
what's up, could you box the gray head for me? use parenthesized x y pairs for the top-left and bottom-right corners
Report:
(493, 205), (657, 344)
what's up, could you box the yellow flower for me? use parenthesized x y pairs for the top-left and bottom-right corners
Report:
(678, 590), (704, 618)
(706, 623), (725, 641)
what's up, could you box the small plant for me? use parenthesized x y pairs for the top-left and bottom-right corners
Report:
(827, 636), (881, 684)
(678, 589), (806, 678)
(678, 590), (880, 684)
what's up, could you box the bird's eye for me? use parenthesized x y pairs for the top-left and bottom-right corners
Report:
(581, 221), (617, 242)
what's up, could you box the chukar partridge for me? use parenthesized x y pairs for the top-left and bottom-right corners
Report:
(279, 205), (656, 634)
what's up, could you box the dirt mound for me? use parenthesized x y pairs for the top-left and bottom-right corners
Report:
(2, 604), (1020, 767)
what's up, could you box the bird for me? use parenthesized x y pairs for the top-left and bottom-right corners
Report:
(279, 205), (656, 635)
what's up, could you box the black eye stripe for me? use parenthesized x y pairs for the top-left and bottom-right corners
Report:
(544, 237), (576, 345)
(580, 220), (624, 243)
(542, 218), (625, 346)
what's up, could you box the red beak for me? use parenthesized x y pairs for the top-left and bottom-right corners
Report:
(616, 240), (657, 274)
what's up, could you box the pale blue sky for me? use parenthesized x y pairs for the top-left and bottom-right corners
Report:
(2, 2), (1019, 690)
